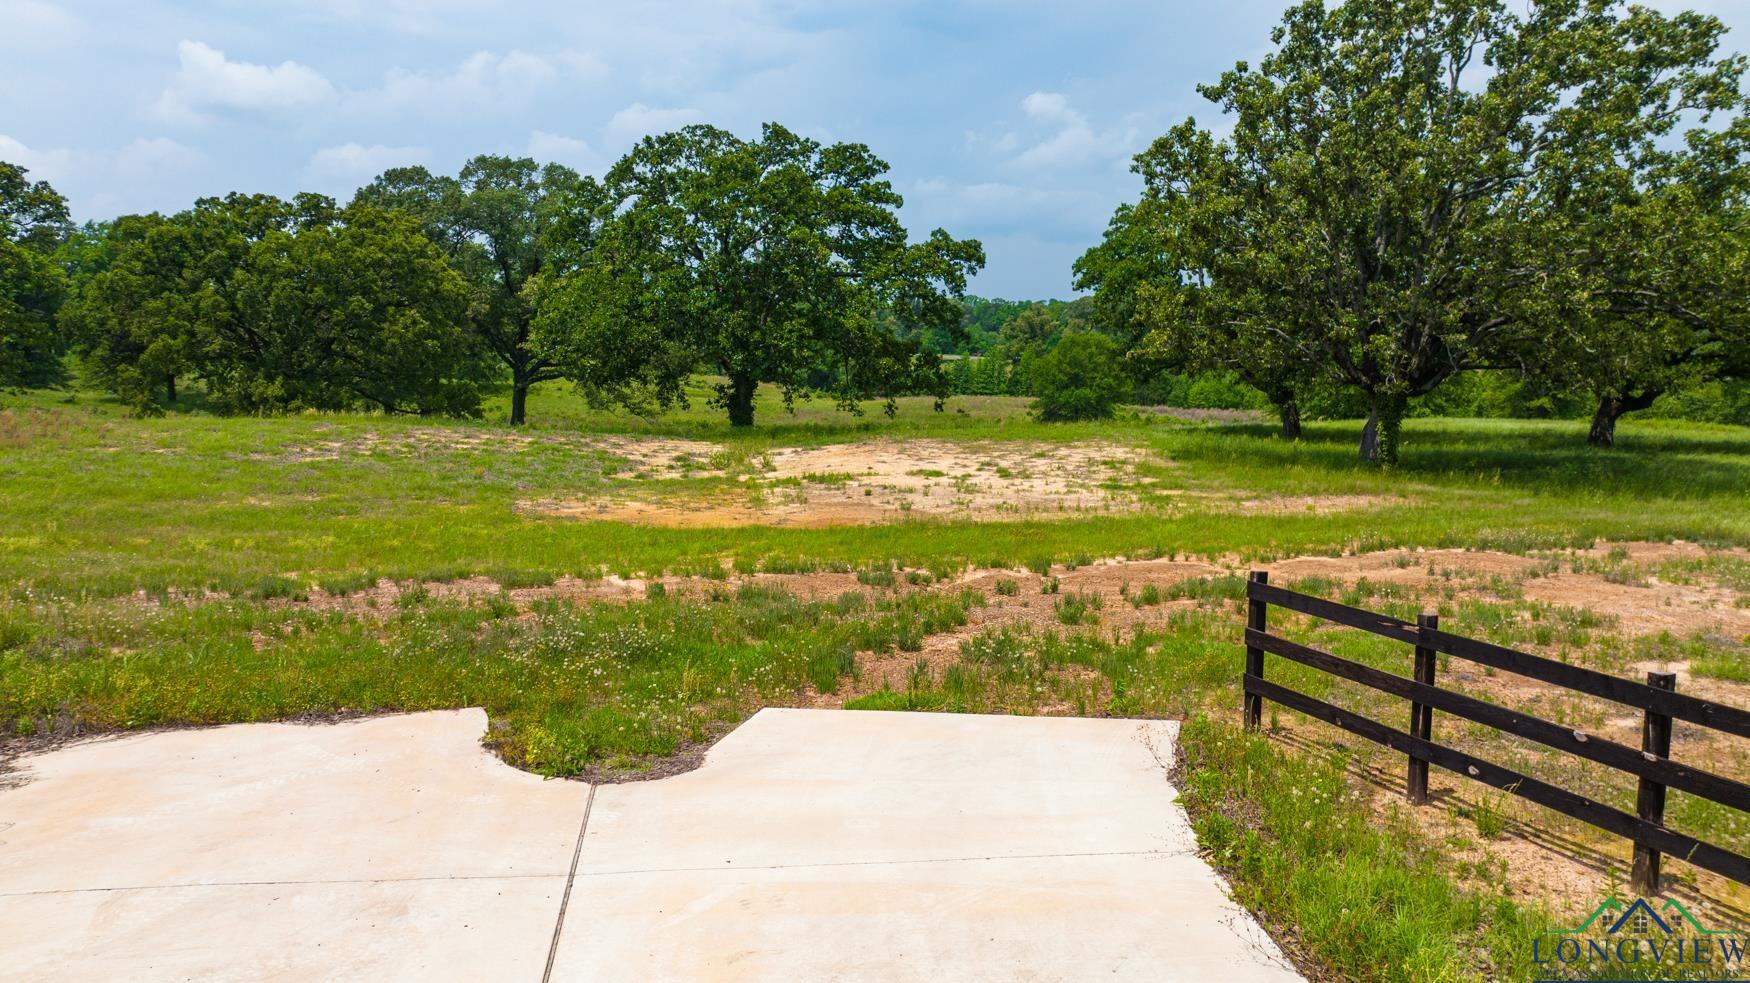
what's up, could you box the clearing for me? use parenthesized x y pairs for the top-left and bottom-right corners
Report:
(3, 385), (1749, 982)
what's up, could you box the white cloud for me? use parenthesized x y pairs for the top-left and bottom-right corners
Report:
(1003, 91), (1138, 169)
(359, 49), (602, 115)
(0, 0), (79, 49)
(605, 103), (700, 145)
(526, 130), (596, 168)
(305, 142), (427, 188)
(154, 40), (336, 123)
(553, 50), (610, 80)
(905, 177), (1105, 242)
(0, 134), (75, 182)
(112, 137), (205, 179)
(1021, 91), (1081, 127)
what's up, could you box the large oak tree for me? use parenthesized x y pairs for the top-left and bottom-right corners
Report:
(538, 123), (984, 427)
(1084, 0), (1746, 464)
(353, 156), (592, 424)
(64, 193), (486, 416)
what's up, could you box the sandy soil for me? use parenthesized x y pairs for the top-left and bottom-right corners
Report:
(520, 437), (1408, 527)
(253, 427), (723, 475)
(526, 438), (1155, 526)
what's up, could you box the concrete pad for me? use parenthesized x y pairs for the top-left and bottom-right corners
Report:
(0, 709), (588, 980)
(552, 709), (1300, 982)
(559, 852), (1292, 982)
(579, 708), (1193, 871)
(1, 707), (1302, 982)
(0, 878), (566, 982)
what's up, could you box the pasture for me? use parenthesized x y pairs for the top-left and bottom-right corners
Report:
(3, 383), (1749, 981)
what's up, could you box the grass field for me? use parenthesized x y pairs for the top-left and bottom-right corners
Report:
(4, 380), (1749, 982)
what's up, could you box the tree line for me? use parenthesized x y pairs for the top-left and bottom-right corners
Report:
(1076, 0), (1750, 461)
(4, 0), (1748, 453)
(1, 124), (983, 428)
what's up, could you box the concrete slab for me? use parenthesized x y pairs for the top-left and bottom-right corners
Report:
(558, 853), (1290, 982)
(1, 707), (1303, 982)
(2, 878), (566, 982)
(551, 709), (1300, 982)
(577, 709), (1194, 872)
(0, 709), (587, 980)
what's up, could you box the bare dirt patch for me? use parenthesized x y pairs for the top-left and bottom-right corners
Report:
(1268, 546), (1543, 584)
(1521, 573), (1750, 638)
(526, 438), (1157, 527)
(252, 427), (721, 475)
(1263, 543), (1750, 638)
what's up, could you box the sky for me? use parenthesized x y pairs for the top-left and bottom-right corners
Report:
(4, 0), (1748, 299)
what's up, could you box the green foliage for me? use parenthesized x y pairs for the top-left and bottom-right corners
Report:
(1029, 332), (1129, 421)
(1649, 380), (1750, 428)
(353, 156), (593, 424)
(946, 295), (1094, 356)
(62, 195), (487, 416)
(1087, 0), (1749, 464)
(61, 211), (211, 411)
(213, 205), (486, 416)
(0, 162), (71, 390)
(539, 123), (985, 427)
(1134, 370), (1271, 411)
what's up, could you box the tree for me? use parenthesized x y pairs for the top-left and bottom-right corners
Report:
(66, 193), (484, 416)
(215, 205), (486, 415)
(354, 156), (592, 424)
(1092, 0), (1746, 464)
(0, 162), (71, 390)
(61, 214), (192, 409)
(539, 123), (984, 428)
(1029, 332), (1129, 421)
(0, 162), (72, 252)
(1513, 113), (1750, 446)
(62, 194), (309, 412)
(1077, 192), (1310, 438)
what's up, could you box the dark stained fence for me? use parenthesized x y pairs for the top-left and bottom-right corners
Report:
(1241, 571), (1750, 893)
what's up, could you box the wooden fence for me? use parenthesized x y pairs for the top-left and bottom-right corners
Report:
(1241, 571), (1750, 893)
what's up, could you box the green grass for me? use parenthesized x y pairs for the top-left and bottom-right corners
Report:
(3, 382), (1747, 598)
(4, 380), (1749, 980)
(1, 584), (974, 778)
(1177, 717), (1550, 983)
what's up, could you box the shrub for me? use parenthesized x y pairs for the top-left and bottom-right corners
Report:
(1028, 332), (1129, 422)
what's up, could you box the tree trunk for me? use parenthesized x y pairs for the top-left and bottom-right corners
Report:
(1588, 390), (1660, 448)
(509, 366), (530, 426)
(1277, 400), (1302, 440)
(1360, 394), (1408, 466)
(726, 374), (757, 428)
(164, 374), (176, 405)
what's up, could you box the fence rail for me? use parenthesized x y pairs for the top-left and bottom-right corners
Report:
(1241, 571), (1750, 893)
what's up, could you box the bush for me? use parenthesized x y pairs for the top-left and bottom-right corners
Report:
(1028, 332), (1129, 421)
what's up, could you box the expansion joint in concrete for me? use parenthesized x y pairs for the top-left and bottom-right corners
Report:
(543, 784), (596, 983)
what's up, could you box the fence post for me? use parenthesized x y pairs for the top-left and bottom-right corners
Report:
(1407, 611), (1438, 805)
(1244, 571), (1268, 730)
(1631, 671), (1677, 895)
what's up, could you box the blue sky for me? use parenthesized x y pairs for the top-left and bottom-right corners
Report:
(3, 0), (1746, 298)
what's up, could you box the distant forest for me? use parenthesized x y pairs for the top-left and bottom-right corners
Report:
(930, 297), (1750, 427)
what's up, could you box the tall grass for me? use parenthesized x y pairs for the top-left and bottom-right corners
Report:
(1, 586), (973, 778)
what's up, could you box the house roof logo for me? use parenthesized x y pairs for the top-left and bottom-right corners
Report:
(1555, 897), (1734, 937)
(1535, 896), (1746, 975)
